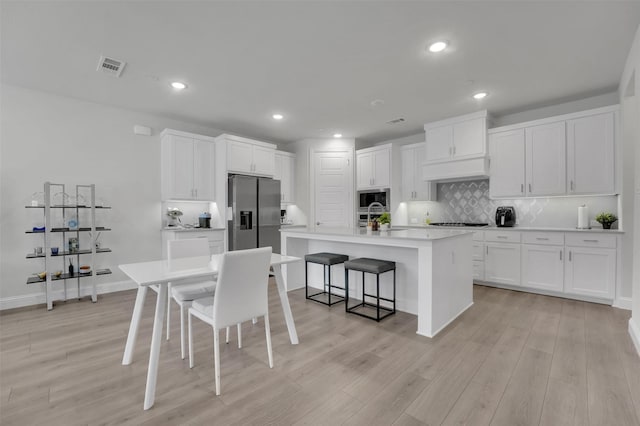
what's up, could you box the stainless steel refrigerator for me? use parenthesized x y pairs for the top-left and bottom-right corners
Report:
(228, 174), (281, 253)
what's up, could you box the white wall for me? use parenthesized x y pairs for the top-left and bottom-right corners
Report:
(619, 24), (640, 355)
(0, 84), (225, 308)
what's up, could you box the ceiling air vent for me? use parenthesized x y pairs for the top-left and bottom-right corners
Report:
(97, 56), (126, 77)
(386, 118), (406, 125)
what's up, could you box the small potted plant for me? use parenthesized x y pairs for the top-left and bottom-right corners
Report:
(595, 212), (618, 229)
(378, 212), (391, 230)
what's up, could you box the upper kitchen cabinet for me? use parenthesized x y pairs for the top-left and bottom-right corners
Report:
(161, 129), (216, 201)
(401, 143), (436, 201)
(357, 144), (391, 190)
(489, 105), (618, 198)
(567, 112), (616, 195)
(525, 122), (566, 196)
(219, 134), (276, 177)
(489, 129), (525, 198)
(422, 110), (490, 181)
(273, 151), (296, 204)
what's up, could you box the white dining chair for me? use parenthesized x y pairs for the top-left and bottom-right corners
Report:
(166, 238), (217, 359)
(188, 246), (273, 396)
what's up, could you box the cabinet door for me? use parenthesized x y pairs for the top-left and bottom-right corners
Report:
(489, 129), (525, 198)
(425, 125), (453, 162)
(522, 244), (564, 292)
(192, 139), (215, 200)
(227, 141), (253, 173)
(252, 145), (275, 176)
(372, 147), (390, 188)
(273, 154), (283, 181)
(565, 247), (615, 299)
(285, 155), (295, 203)
(413, 145), (434, 201)
(168, 134), (195, 200)
(526, 122), (566, 196)
(453, 118), (485, 158)
(357, 152), (373, 189)
(279, 155), (295, 203)
(401, 147), (415, 200)
(567, 112), (615, 195)
(485, 243), (521, 286)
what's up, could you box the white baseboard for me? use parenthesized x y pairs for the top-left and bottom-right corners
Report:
(0, 280), (137, 311)
(629, 318), (640, 358)
(613, 296), (633, 310)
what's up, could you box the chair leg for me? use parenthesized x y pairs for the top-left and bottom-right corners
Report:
(237, 323), (242, 349)
(166, 285), (171, 341)
(264, 313), (273, 368)
(225, 327), (230, 344)
(188, 309), (194, 369)
(180, 304), (186, 360)
(213, 327), (221, 396)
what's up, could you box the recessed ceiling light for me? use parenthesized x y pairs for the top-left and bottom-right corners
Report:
(333, 133), (343, 138)
(170, 81), (187, 90)
(428, 41), (448, 53)
(473, 92), (488, 100)
(272, 113), (284, 120)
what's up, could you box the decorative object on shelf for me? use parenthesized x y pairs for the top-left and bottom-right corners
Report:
(68, 237), (79, 253)
(595, 212), (618, 229)
(166, 207), (183, 227)
(378, 212), (391, 230)
(31, 192), (45, 206)
(68, 215), (79, 230)
(51, 247), (59, 255)
(68, 258), (74, 276)
(52, 191), (69, 206)
(79, 265), (91, 274)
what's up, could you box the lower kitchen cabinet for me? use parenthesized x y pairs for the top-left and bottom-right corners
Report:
(485, 243), (521, 286)
(162, 230), (225, 259)
(564, 246), (616, 299)
(521, 244), (564, 292)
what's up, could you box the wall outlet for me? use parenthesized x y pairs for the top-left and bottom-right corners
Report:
(410, 218), (418, 224)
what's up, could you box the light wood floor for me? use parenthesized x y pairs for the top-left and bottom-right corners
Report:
(1, 283), (639, 425)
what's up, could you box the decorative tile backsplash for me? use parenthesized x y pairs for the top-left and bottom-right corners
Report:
(403, 179), (619, 228)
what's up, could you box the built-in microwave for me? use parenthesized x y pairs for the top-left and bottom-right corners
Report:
(358, 189), (390, 211)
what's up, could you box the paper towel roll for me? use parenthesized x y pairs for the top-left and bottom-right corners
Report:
(577, 205), (589, 229)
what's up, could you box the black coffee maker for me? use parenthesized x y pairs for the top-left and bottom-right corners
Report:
(198, 212), (211, 228)
(495, 206), (516, 227)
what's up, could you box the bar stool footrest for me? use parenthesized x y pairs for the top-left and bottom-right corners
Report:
(346, 301), (394, 322)
(307, 290), (345, 306)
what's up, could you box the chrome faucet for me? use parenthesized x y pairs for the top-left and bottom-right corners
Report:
(367, 202), (384, 224)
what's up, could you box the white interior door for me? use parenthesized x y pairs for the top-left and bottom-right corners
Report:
(313, 150), (353, 228)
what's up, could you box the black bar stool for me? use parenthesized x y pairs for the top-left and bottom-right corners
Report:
(305, 252), (349, 306)
(344, 258), (396, 321)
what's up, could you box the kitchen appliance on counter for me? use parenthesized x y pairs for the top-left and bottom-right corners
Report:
(228, 175), (281, 253)
(495, 206), (516, 227)
(198, 212), (211, 228)
(430, 222), (489, 227)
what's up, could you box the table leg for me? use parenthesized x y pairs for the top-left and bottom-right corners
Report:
(144, 283), (167, 410)
(272, 264), (299, 345)
(122, 286), (148, 365)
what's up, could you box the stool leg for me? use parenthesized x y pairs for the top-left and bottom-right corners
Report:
(305, 261), (308, 299)
(362, 271), (365, 309)
(393, 269), (396, 314)
(376, 273), (380, 321)
(326, 264), (330, 306)
(344, 268), (349, 312)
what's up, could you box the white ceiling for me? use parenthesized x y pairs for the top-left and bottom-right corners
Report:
(2, 1), (639, 145)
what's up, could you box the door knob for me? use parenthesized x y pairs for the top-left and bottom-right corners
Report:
(316, 222), (321, 226)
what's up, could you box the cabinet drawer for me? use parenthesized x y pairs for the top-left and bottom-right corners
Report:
(472, 243), (485, 261)
(176, 231), (222, 243)
(473, 261), (485, 281)
(565, 233), (616, 248)
(523, 232), (564, 246)
(485, 231), (521, 243)
(472, 231), (484, 242)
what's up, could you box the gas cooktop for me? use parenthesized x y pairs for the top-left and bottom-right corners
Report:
(429, 222), (489, 227)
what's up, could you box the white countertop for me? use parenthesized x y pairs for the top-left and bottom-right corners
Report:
(162, 227), (226, 232)
(398, 225), (623, 234)
(280, 226), (473, 241)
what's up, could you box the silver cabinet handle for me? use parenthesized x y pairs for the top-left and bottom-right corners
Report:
(570, 180), (574, 191)
(583, 239), (599, 243)
(453, 146), (456, 155)
(449, 147), (452, 156)
(486, 246), (489, 255)
(316, 222), (321, 226)
(529, 183), (532, 193)
(560, 251), (563, 261)
(569, 251), (572, 261)
(536, 237), (549, 241)
(497, 236), (508, 239)
(521, 184), (524, 193)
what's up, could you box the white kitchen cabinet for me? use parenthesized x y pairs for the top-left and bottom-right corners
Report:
(521, 244), (564, 292)
(424, 111), (488, 162)
(357, 144), (391, 190)
(567, 112), (615, 195)
(401, 143), (435, 201)
(565, 246), (616, 299)
(489, 129), (525, 198)
(274, 151), (296, 204)
(485, 242), (521, 286)
(222, 134), (276, 177)
(161, 129), (216, 201)
(525, 122), (566, 196)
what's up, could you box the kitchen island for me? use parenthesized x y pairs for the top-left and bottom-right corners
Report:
(280, 227), (474, 337)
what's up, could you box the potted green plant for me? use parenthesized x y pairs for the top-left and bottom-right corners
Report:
(378, 212), (391, 230)
(595, 212), (618, 229)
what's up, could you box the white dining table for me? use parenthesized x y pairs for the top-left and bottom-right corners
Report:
(119, 253), (301, 410)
